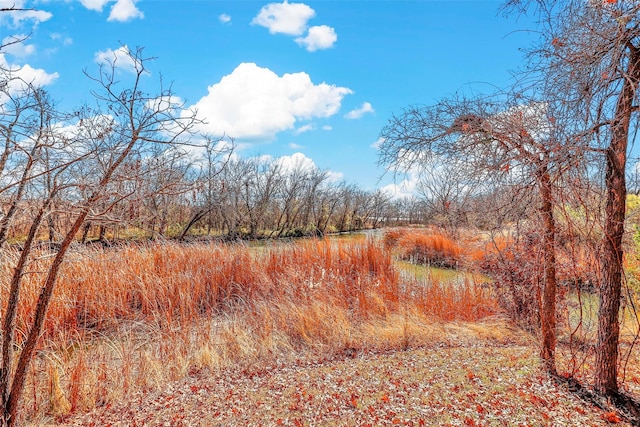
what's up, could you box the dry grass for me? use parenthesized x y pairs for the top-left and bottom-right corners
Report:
(385, 227), (640, 397)
(382, 227), (501, 270)
(62, 340), (630, 427)
(8, 228), (639, 425)
(384, 227), (467, 269)
(1, 236), (498, 424)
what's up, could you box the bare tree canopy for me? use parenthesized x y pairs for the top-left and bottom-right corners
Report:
(0, 45), (203, 426)
(379, 90), (582, 373)
(380, 0), (640, 396)
(505, 0), (640, 396)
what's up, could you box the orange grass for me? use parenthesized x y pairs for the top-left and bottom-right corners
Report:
(410, 278), (496, 322)
(0, 237), (498, 424)
(384, 227), (468, 269)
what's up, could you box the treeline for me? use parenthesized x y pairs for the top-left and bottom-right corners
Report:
(69, 154), (398, 242)
(2, 122), (522, 244)
(1, 56), (522, 244)
(0, 79), (421, 244)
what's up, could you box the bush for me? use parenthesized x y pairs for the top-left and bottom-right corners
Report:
(477, 229), (594, 330)
(479, 243), (540, 329)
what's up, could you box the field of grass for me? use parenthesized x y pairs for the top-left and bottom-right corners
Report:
(2, 228), (637, 425)
(2, 234), (498, 424)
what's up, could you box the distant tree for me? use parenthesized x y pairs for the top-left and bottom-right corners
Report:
(0, 82), (66, 248)
(178, 136), (233, 240)
(271, 162), (306, 237)
(298, 168), (330, 234)
(312, 182), (343, 235)
(413, 157), (482, 231)
(366, 190), (392, 229)
(216, 157), (254, 238)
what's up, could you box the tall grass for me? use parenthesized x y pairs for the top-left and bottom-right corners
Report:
(383, 227), (474, 269)
(1, 237), (498, 424)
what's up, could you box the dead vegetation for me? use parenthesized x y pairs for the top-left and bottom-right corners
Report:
(3, 228), (638, 425)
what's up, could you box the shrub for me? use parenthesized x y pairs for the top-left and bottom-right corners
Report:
(479, 243), (540, 329)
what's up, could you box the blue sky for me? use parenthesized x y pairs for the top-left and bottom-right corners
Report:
(1, 0), (536, 196)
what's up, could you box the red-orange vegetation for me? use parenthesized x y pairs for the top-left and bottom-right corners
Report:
(384, 227), (467, 269)
(3, 236), (503, 423)
(5, 237), (496, 347)
(603, 411), (622, 423)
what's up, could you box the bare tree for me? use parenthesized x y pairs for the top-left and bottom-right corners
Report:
(505, 0), (640, 395)
(312, 183), (343, 235)
(379, 95), (582, 374)
(413, 157), (483, 231)
(0, 82), (64, 247)
(0, 46), (199, 425)
(178, 136), (233, 240)
(299, 168), (330, 234)
(269, 163), (302, 237)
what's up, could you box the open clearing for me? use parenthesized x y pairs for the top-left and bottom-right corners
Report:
(61, 335), (630, 426)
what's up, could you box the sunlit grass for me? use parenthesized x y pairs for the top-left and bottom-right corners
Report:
(1, 235), (499, 424)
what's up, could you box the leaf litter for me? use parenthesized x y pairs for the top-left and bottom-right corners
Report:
(61, 342), (632, 427)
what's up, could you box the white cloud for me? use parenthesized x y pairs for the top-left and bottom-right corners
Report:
(79, 0), (143, 22)
(345, 102), (374, 119)
(1, 35), (35, 57)
(274, 153), (343, 182)
(55, 114), (114, 140)
(252, 1), (315, 36)
(0, 1), (52, 27)
(371, 137), (385, 149)
(257, 153), (274, 163)
(295, 25), (337, 51)
(219, 13), (231, 24)
(14, 63), (58, 86)
(186, 62), (352, 140)
(294, 124), (314, 135)
(378, 149), (424, 199)
(322, 125), (332, 131)
(51, 33), (73, 46)
(0, 54), (59, 98)
(79, 0), (110, 11)
(327, 170), (344, 182)
(275, 152), (316, 173)
(270, 152), (343, 182)
(94, 45), (140, 74)
(252, 2), (337, 52)
(289, 142), (304, 149)
(146, 95), (184, 113)
(381, 179), (418, 199)
(108, 0), (144, 22)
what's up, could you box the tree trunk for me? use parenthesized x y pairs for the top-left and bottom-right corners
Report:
(47, 213), (56, 242)
(0, 199), (52, 426)
(595, 47), (639, 396)
(596, 140), (626, 396)
(81, 221), (91, 244)
(179, 208), (212, 240)
(538, 164), (557, 375)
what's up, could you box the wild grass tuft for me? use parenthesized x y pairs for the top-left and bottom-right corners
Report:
(384, 227), (469, 269)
